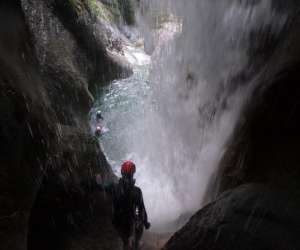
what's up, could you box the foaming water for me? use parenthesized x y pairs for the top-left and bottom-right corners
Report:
(94, 64), (152, 171)
(93, 0), (287, 231)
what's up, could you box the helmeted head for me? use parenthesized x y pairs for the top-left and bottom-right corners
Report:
(96, 110), (103, 120)
(121, 160), (136, 178)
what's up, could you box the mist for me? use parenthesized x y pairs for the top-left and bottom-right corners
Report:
(132, 0), (288, 228)
(3, 1), (299, 250)
(98, 0), (287, 230)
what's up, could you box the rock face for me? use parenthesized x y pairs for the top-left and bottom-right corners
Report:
(0, 0), (131, 250)
(163, 2), (300, 250)
(164, 184), (300, 250)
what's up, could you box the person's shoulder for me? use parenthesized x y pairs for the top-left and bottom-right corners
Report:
(133, 185), (143, 195)
(133, 184), (141, 190)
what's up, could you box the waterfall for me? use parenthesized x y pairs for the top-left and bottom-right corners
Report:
(135, 0), (287, 228)
(96, 0), (288, 231)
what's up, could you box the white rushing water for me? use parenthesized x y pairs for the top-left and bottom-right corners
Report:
(93, 0), (287, 231)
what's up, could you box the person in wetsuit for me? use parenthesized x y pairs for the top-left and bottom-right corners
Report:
(96, 110), (104, 122)
(96, 161), (150, 250)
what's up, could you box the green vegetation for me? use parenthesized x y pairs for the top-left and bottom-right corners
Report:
(99, 0), (123, 23)
(89, 0), (116, 22)
(117, 0), (135, 25)
(68, 0), (85, 15)
(68, 0), (136, 25)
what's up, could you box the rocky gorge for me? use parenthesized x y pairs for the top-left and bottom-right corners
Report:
(1, 0), (300, 250)
(0, 0), (133, 249)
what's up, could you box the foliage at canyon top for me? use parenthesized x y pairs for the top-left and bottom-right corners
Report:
(68, 0), (136, 25)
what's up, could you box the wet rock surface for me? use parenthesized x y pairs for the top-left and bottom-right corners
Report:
(2, 1), (300, 250)
(143, 232), (172, 250)
(0, 0), (131, 249)
(164, 184), (300, 250)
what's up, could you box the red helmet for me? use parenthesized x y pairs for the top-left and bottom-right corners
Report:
(121, 161), (136, 176)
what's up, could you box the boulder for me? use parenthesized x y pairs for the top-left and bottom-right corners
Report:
(163, 184), (300, 250)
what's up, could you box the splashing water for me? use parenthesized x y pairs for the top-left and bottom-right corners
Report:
(94, 62), (152, 170)
(92, 0), (287, 231)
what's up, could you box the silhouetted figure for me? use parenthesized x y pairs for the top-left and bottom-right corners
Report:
(95, 125), (102, 137)
(96, 161), (150, 250)
(96, 110), (104, 122)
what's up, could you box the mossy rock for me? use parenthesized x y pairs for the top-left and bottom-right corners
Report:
(97, 0), (136, 25)
(117, 0), (135, 25)
(68, 0), (86, 15)
(96, 0), (123, 23)
(68, 0), (136, 25)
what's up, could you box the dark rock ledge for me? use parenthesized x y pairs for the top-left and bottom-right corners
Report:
(0, 1), (132, 249)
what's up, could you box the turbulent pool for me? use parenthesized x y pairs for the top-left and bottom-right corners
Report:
(93, 62), (152, 174)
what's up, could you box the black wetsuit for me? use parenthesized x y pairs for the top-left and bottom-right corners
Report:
(98, 177), (149, 250)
